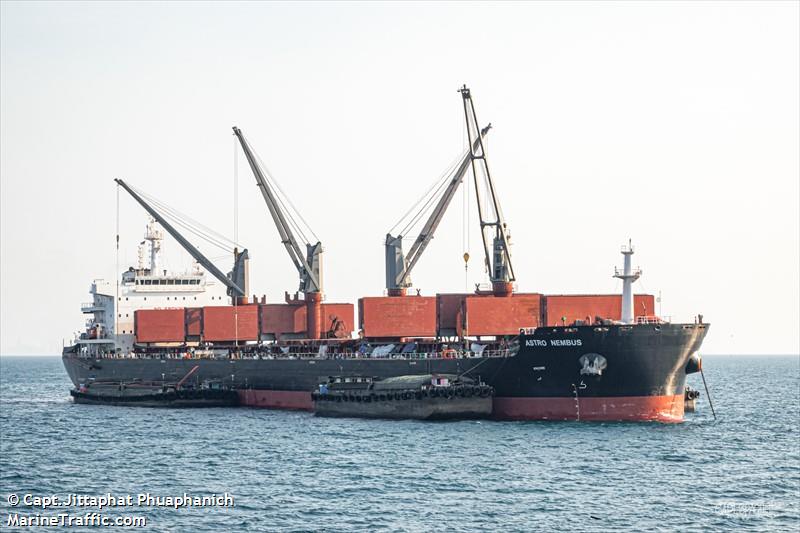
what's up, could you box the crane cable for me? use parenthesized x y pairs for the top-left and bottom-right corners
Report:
(395, 151), (465, 236)
(135, 187), (236, 246)
(138, 191), (236, 252)
(143, 193), (236, 249)
(131, 185), (241, 254)
(462, 117), (470, 290)
(248, 141), (320, 246)
(115, 182), (120, 347)
(399, 159), (460, 238)
(389, 149), (467, 238)
(233, 136), (239, 245)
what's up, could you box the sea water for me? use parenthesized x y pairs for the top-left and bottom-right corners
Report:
(1, 355), (798, 532)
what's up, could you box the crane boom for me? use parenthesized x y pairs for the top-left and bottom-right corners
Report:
(176, 365), (200, 389)
(460, 85), (515, 295)
(232, 127), (322, 293)
(114, 178), (246, 297)
(385, 125), (491, 293)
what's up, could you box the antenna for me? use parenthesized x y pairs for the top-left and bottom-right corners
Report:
(613, 239), (642, 324)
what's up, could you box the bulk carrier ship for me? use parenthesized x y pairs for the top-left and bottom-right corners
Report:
(62, 86), (709, 422)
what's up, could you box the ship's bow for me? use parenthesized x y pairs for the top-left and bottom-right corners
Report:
(492, 322), (709, 422)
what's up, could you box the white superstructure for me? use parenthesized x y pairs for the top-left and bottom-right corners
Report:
(72, 219), (229, 356)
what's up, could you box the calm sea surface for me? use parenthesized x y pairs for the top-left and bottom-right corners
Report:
(1, 355), (798, 532)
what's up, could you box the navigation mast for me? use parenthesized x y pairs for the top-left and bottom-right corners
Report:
(614, 240), (641, 324)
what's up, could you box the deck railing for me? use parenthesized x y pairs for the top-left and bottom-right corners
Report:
(72, 347), (515, 361)
(635, 316), (670, 324)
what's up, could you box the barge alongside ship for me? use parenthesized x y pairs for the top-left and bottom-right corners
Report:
(70, 386), (239, 408)
(64, 321), (707, 422)
(62, 86), (710, 422)
(311, 374), (494, 420)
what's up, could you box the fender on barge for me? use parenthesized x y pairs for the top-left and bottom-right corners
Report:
(69, 384), (239, 408)
(62, 321), (708, 422)
(312, 374), (494, 420)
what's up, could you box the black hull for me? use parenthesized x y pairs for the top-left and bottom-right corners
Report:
(62, 323), (708, 421)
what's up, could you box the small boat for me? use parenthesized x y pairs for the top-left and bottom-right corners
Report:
(311, 374), (493, 420)
(70, 381), (239, 408)
(684, 387), (701, 412)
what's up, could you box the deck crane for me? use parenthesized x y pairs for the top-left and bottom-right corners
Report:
(385, 125), (492, 296)
(232, 126), (325, 339)
(460, 85), (516, 296)
(115, 179), (249, 303)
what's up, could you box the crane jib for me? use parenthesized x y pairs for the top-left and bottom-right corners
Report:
(114, 179), (245, 297)
(389, 123), (492, 291)
(231, 127), (322, 294)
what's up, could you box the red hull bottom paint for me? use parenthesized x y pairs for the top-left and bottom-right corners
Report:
(239, 389), (684, 422)
(492, 395), (685, 423)
(238, 389), (312, 410)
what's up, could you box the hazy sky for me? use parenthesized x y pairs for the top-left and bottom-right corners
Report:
(1, 1), (798, 355)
